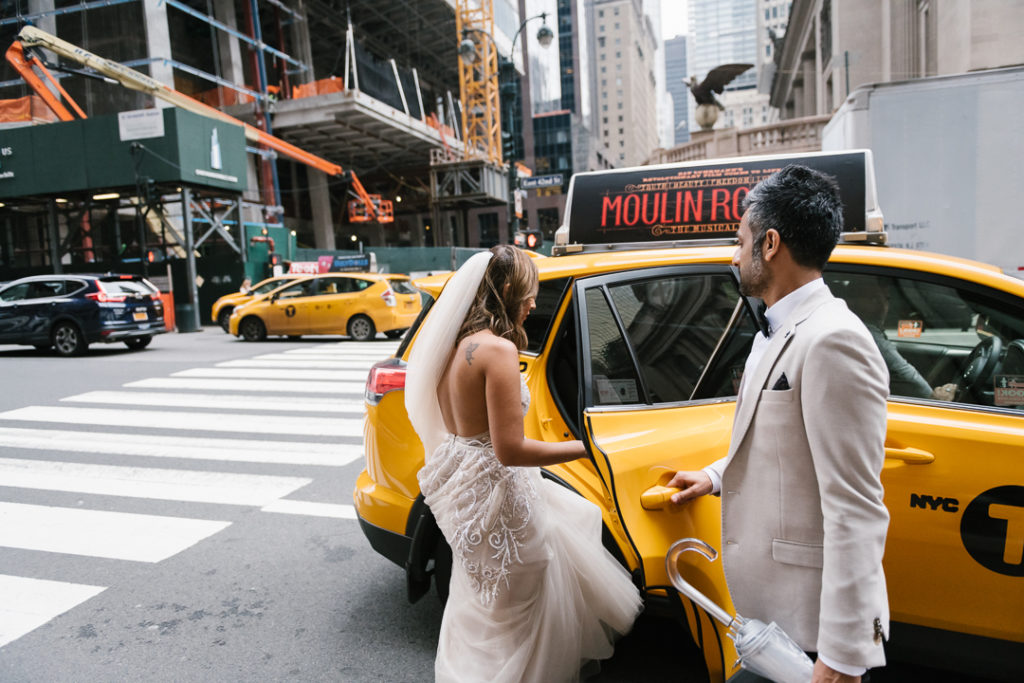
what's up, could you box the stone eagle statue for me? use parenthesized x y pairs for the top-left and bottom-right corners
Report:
(687, 63), (754, 110)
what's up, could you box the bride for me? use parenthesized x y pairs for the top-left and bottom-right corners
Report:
(406, 245), (642, 682)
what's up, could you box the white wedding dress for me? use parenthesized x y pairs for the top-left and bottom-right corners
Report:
(417, 376), (643, 683)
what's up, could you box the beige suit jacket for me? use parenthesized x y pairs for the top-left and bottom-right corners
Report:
(707, 285), (891, 668)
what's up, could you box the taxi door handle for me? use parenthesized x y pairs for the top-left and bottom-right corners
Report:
(641, 485), (681, 510)
(884, 446), (935, 465)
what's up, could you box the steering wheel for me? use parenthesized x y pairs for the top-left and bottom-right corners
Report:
(958, 335), (1002, 401)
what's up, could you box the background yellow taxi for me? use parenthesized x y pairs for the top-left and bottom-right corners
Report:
(210, 275), (297, 331)
(228, 272), (420, 341)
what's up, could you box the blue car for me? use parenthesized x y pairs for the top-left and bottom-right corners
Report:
(0, 274), (168, 356)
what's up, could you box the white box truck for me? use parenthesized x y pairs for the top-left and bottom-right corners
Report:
(822, 66), (1024, 275)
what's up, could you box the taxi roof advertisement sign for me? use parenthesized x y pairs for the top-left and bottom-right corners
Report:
(565, 151), (867, 244)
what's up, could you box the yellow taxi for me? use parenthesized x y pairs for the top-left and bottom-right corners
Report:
(228, 272), (421, 341)
(211, 275), (298, 331)
(355, 152), (1024, 681)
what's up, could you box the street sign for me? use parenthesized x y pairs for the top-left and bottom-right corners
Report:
(519, 173), (563, 190)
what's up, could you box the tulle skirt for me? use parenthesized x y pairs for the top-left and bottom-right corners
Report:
(421, 437), (642, 683)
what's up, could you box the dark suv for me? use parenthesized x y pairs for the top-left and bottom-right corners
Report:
(0, 274), (167, 356)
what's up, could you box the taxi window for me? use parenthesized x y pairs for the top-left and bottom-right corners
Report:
(583, 271), (755, 406)
(276, 280), (314, 299)
(253, 278), (290, 295)
(585, 287), (644, 404)
(315, 279), (342, 295)
(388, 278), (417, 295)
(827, 270), (1024, 412)
(350, 278), (373, 291)
(524, 277), (570, 354)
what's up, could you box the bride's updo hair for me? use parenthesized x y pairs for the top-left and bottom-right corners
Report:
(457, 244), (538, 350)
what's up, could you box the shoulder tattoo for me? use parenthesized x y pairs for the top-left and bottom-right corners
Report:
(465, 341), (480, 366)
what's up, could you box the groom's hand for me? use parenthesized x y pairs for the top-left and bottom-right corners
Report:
(667, 470), (712, 505)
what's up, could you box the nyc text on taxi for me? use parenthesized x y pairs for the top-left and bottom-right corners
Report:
(356, 152), (1024, 681)
(228, 272), (420, 341)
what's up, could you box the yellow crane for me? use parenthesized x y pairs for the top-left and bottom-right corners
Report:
(455, 0), (501, 164)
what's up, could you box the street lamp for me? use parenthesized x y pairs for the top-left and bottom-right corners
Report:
(459, 12), (553, 239)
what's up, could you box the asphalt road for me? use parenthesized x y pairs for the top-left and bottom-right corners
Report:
(0, 329), (1002, 682)
(0, 328), (694, 682)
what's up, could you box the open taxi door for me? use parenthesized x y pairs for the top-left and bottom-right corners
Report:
(571, 265), (764, 682)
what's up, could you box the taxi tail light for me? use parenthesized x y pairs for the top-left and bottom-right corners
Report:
(381, 288), (397, 307)
(365, 357), (406, 405)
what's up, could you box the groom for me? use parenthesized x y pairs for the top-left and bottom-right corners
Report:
(667, 165), (890, 682)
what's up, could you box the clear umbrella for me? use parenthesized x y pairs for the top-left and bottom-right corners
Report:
(666, 538), (815, 683)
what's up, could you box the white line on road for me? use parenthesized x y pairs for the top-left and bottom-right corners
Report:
(0, 458), (312, 506)
(0, 406), (363, 436)
(261, 500), (357, 519)
(0, 502), (230, 562)
(125, 378), (366, 394)
(218, 358), (382, 369)
(62, 391), (365, 414)
(173, 367), (369, 381)
(280, 347), (397, 357)
(0, 575), (106, 649)
(0, 427), (362, 466)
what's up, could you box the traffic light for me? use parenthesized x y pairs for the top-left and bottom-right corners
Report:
(269, 252), (282, 267)
(514, 230), (543, 251)
(501, 131), (515, 162)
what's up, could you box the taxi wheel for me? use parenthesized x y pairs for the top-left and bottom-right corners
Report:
(217, 308), (233, 332)
(124, 336), (152, 350)
(52, 322), (87, 357)
(384, 329), (405, 340)
(347, 315), (376, 341)
(239, 316), (267, 342)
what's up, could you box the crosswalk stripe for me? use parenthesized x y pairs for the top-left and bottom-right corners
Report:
(0, 427), (360, 467)
(0, 502), (231, 563)
(173, 367), (368, 381)
(62, 391), (365, 414)
(280, 347), (397, 356)
(0, 406), (362, 436)
(0, 575), (106, 649)
(218, 358), (381, 369)
(261, 500), (357, 519)
(125, 377), (365, 394)
(0, 458), (312, 506)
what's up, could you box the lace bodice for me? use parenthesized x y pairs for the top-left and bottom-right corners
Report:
(418, 375), (536, 604)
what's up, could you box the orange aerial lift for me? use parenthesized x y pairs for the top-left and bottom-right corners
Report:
(5, 26), (392, 223)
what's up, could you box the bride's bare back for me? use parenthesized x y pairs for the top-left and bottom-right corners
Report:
(438, 330), (517, 438)
(437, 329), (585, 468)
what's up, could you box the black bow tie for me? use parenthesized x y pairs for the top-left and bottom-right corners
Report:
(751, 298), (770, 337)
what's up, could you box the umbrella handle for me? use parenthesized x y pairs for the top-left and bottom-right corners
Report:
(665, 538), (738, 628)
